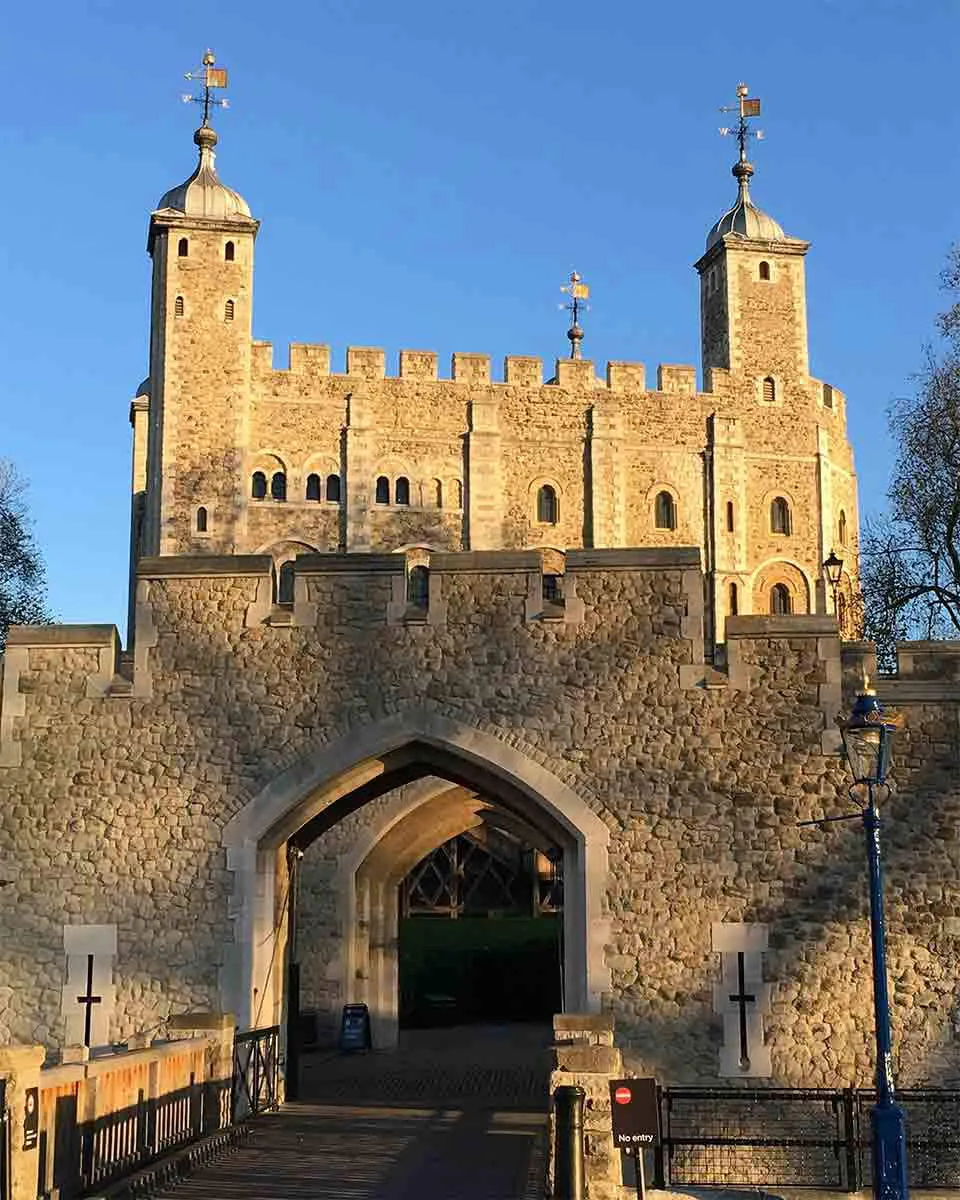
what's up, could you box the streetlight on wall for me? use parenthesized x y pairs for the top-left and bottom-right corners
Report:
(840, 691), (908, 1200)
(823, 549), (843, 616)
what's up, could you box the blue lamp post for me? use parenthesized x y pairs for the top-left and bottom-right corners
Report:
(840, 691), (908, 1200)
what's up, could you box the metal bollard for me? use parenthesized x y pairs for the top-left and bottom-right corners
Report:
(554, 1084), (586, 1200)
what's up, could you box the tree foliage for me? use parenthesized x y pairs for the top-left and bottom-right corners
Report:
(861, 248), (960, 666)
(0, 460), (50, 649)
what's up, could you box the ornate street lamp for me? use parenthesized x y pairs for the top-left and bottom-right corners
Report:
(823, 549), (844, 615)
(840, 692), (908, 1200)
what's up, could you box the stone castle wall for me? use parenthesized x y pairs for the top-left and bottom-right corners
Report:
(1, 550), (958, 1086)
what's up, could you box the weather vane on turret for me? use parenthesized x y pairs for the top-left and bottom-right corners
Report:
(560, 271), (590, 360)
(719, 82), (763, 163)
(182, 49), (230, 128)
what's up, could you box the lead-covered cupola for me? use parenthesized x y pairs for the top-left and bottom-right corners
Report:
(155, 123), (252, 221)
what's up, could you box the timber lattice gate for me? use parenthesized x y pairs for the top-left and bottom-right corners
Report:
(656, 1086), (960, 1190)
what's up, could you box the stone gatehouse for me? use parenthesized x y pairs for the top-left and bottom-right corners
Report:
(1, 88), (959, 1090)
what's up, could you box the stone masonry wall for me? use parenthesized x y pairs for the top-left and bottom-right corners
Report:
(1, 554), (957, 1089)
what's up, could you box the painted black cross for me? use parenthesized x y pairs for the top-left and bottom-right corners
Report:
(728, 951), (756, 1071)
(76, 954), (102, 1048)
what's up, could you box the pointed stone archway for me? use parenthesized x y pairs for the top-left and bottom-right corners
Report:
(221, 709), (610, 1043)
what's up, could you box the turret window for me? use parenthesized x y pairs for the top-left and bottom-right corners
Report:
(326, 474), (341, 503)
(762, 376), (777, 404)
(537, 484), (558, 525)
(433, 479), (443, 508)
(729, 582), (739, 616)
(196, 506), (208, 533)
(770, 583), (792, 615)
(251, 471), (267, 500)
(375, 476), (390, 504)
(174, 295), (185, 318)
(305, 473), (321, 502)
(395, 476), (411, 506)
(225, 241), (235, 262)
(726, 500), (735, 533)
(770, 496), (791, 535)
(270, 471), (287, 502)
(758, 260), (771, 281)
(177, 238), (189, 258)
(224, 299), (235, 322)
(838, 509), (848, 546)
(654, 490), (676, 531)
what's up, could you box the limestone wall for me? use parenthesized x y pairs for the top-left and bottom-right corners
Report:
(1, 554), (957, 1088)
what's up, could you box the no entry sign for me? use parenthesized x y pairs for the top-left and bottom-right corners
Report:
(608, 1078), (660, 1148)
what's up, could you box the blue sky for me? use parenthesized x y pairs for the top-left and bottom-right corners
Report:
(2, 0), (957, 636)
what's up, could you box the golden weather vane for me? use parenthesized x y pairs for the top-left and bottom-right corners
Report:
(560, 271), (590, 360)
(718, 82), (764, 163)
(181, 49), (230, 127)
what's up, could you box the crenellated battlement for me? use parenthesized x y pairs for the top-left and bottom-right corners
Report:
(250, 340), (701, 394)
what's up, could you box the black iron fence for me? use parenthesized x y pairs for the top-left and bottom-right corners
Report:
(232, 1025), (280, 1123)
(654, 1086), (960, 1190)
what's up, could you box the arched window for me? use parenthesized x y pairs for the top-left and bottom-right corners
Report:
(326, 474), (341, 503)
(224, 299), (235, 322)
(654, 490), (676, 530)
(537, 484), (558, 525)
(770, 496), (791, 535)
(305, 474), (321, 502)
(270, 471), (287, 501)
(542, 574), (562, 604)
(759, 260), (771, 281)
(726, 500), (735, 533)
(729, 581), (738, 616)
(762, 376), (777, 404)
(395, 476), (411, 506)
(177, 237), (188, 258)
(224, 241), (235, 262)
(196, 506), (207, 533)
(174, 295), (185, 318)
(434, 480), (443, 508)
(251, 471), (267, 500)
(454, 480), (463, 509)
(278, 562), (295, 605)
(375, 476), (390, 504)
(407, 566), (429, 609)
(770, 583), (792, 615)
(838, 509), (848, 546)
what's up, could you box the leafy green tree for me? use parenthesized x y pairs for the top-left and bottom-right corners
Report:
(0, 460), (50, 648)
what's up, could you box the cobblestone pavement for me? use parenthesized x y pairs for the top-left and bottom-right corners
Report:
(161, 1024), (551, 1199)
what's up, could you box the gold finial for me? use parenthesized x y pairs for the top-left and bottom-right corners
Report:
(182, 49), (230, 129)
(719, 82), (764, 195)
(560, 271), (590, 360)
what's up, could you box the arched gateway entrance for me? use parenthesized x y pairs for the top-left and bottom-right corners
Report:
(222, 710), (610, 1048)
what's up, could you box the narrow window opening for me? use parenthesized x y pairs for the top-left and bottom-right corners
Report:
(407, 565), (429, 609)
(196, 506), (207, 533)
(838, 509), (848, 546)
(762, 376), (776, 404)
(654, 490), (676, 531)
(770, 496), (791, 535)
(375, 476), (390, 504)
(174, 295), (185, 318)
(542, 574), (563, 604)
(177, 238), (188, 258)
(537, 484), (558, 525)
(770, 583), (792, 615)
(729, 581), (738, 616)
(759, 260), (771, 281)
(726, 500), (735, 533)
(270, 471), (287, 502)
(822, 383), (834, 410)
(434, 480), (443, 508)
(251, 471), (267, 500)
(278, 562), (295, 605)
(395, 476), (411, 506)
(224, 299), (235, 322)
(326, 474), (341, 503)
(454, 480), (463, 509)
(305, 474), (321, 502)
(224, 241), (235, 262)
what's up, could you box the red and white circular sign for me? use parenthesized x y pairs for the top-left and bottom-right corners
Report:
(614, 1086), (632, 1105)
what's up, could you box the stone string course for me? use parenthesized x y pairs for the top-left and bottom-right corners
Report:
(1, 551), (959, 1095)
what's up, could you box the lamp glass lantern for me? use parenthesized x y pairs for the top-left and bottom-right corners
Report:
(840, 692), (897, 786)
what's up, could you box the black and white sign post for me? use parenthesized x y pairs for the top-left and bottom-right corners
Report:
(609, 1078), (660, 1200)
